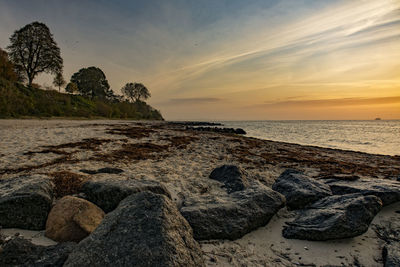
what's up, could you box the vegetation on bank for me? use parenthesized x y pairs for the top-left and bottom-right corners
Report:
(0, 77), (163, 119)
(0, 21), (163, 120)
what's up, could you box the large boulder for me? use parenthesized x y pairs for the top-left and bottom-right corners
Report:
(80, 178), (171, 212)
(272, 169), (332, 210)
(209, 165), (249, 193)
(283, 193), (382, 241)
(64, 192), (204, 267)
(45, 196), (105, 242)
(383, 243), (400, 267)
(0, 175), (54, 230)
(180, 183), (285, 240)
(0, 237), (76, 267)
(327, 178), (400, 206)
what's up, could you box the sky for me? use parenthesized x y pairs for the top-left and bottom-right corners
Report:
(0, 0), (399, 120)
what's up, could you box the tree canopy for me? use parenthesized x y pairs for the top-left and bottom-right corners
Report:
(53, 72), (66, 92)
(121, 82), (151, 102)
(65, 82), (78, 94)
(0, 48), (17, 82)
(7, 22), (63, 86)
(70, 66), (114, 99)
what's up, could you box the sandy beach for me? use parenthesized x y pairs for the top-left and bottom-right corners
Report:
(1, 119), (400, 266)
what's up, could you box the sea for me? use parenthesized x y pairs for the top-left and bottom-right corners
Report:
(219, 120), (400, 156)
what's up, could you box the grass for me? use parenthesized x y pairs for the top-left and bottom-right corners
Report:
(0, 77), (163, 120)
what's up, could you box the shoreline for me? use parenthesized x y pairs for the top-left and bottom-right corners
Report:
(1, 118), (398, 157)
(1, 119), (400, 266)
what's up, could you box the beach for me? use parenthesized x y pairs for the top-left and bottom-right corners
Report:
(1, 120), (400, 266)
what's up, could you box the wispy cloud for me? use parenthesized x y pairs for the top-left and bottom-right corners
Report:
(262, 96), (400, 108)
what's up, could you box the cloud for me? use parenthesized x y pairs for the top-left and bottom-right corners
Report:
(261, 96), (400, 108)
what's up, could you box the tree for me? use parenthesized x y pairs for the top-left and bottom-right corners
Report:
(7, 21), (63, 86)
(0, 48), (17, 82)
(121, 82), (151, 102)
(65, 82), (78, 94)
(53, 72), (66, 92)
(71, 66), (114, 99)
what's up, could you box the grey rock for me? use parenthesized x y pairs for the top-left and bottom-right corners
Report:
(80, 178), (171, 212)
(0, 237), (76, 267)
(0, 175), (54, 230)
(64, 192), (204, 267)
(283, 194), (382, 241)
(327, 178), (400, 206)
(383, 243), (400, 267)
(272, 169), (332, 210)
(180, 182), (285, 240)
(209, 165), (249, 193)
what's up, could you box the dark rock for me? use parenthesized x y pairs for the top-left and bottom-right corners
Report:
(180, 183), (285, 240)
(209, 165), (249, 193)
(169, 121), (223, 126)
(283, 194), (382, 241)
(0, 237), (76, 267)
(64, 192), (204, 267)
(272, 169), (332, 210)
(80, 178), (171, 213)
(327, 178), (400, 206)
(383, 243), (400, 267)
(187, 126), (246, 135)
(80, 167), (124, 175)
(0, 175), (54, 230)
(234, 128), (246, 134)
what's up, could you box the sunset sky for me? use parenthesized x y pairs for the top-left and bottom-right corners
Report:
(0, 0), (399, 120)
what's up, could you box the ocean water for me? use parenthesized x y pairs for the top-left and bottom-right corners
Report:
(220, 120), (400, 156)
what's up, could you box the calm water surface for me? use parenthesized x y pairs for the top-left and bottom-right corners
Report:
(220, 120), (400, 156)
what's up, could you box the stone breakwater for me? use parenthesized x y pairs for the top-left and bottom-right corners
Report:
(0, 120), (399, 266)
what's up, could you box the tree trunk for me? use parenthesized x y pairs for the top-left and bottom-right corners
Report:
(28, 76), (33, 87)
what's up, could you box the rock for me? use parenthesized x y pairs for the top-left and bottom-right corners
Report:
(383, 243), (400, 267)
(0, 175), (54, 230)
(45, 196), (105, 242)
(327, 178), (400, 206)
(80, 178), (171, 213)
(283, 194), (382, 241)
(235, 128), (246, 134)
(272, 169), (332, 210)
(209, 165), (249, 193)
(0, 237), (76, 267)
(64, 192), (204, 267)
(187, 126), (246, 135)
(80, 167), (124, 175)
(180, 182), (285, 240)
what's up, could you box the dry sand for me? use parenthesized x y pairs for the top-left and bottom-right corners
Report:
(1, 119), (399, 266)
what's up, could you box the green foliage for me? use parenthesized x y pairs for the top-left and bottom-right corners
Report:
(0, 77), (163, 120)
(121, 82), (151, 102)
(65, 82), (78, 94)
(0, 48), (17, 82)
(71, 66), (113, 99)
(7, 22), (63, 86)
